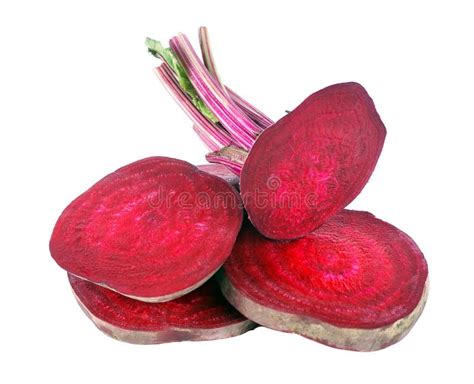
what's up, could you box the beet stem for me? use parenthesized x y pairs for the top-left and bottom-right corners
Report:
(147, 27), (273, 168)
(154, 63), (232, 151)
(198, 26), (273, 129)
(206, 145), (249, 175)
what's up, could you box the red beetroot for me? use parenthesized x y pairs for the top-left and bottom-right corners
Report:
(240, 83), (386, 239)
(69, 274), (255, 344)
(218, 210), (428, 351)
(50, 157), (243, 302)
(148, 32), (386, 240)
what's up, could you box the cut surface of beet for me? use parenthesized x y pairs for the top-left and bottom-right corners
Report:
(219, 210), (428, 351)
(50, 157), (243, 302)
(240, 83), (386, 240)
(69, 274), (255, 344)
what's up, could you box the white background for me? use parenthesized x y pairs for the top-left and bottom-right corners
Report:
(1, 0), (473, 383)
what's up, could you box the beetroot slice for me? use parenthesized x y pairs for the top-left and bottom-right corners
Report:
(50, 157), (243, 302)
(219, 210), (428, 351)
(69, 274), (256, 344)
(240, 82), (386, 240)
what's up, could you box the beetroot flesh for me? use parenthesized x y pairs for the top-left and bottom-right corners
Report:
(240, 83), (386, 240)
(69, 274), (256, 344)
(218, 210), (428, 351)
(50, 157), (243, 302)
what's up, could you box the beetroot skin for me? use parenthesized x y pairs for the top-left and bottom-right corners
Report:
(50, 157), (243, 302)
(197, 163), (239, 187)
(218, 210), (428, 351)
(69, 274), (256, 344)
(240, 83), (386, 240)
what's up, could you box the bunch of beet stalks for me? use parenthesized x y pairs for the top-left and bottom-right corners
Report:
(50, 27), (428, 352)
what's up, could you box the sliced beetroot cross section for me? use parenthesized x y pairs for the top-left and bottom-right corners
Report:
(240, 83), (387, 239)
(50, 157), (243, 302)
(69, 274), (256, 344)
(219, 210), (428, 351)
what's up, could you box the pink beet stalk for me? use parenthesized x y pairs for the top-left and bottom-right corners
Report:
(198, 26), (273, 129)
(226, 88), (274, 129)
(170, 34), (260, 150)
(146, 29), (273, 172)
(154, 63), (232, 151)
(198, 26), (229, 98)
